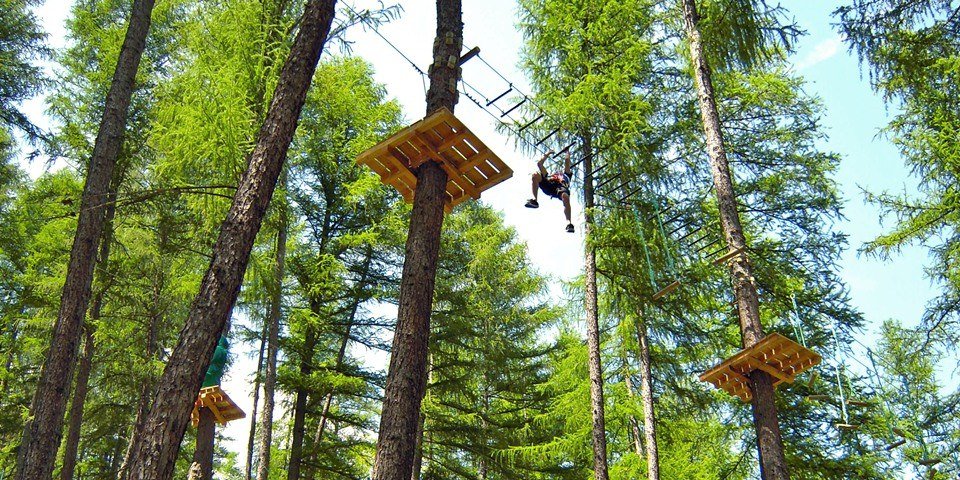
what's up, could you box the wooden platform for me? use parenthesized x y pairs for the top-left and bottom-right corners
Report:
(192, 385), (245, 426)
(699, 333), (821, 402)
(356, 107), (513, 212)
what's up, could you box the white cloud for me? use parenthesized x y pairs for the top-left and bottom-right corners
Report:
(796, 35), (845, 71)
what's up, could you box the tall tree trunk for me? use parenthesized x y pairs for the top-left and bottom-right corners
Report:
(14, 2), (156, 478)
(286, 326), (316, 480)
(124, 2), (338, 478)
(189, 408), (216, 480)
(680, 1), (788, 478)
(372, 1), (460, 479)
(245, 332), (267, 480)
(621, 355), (644, 457)
(582, 134), (610, 480)
(255, 182), (287, 480)
(118, 242), (164, 480)
(62, 191), (118, 480)
(245, 322), (268, 480)
(635, 315), (660, 480)
(60, 326), (94, 480)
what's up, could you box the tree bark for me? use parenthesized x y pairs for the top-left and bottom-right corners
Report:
(60, 326), (94, 480)
(255, 184), (287, 480)
(189, 407), (216, 480)
(124, 2), (338, 478)
(14, 2), (156, 478)
(62, 189), (118, 480)
(371, 1), (460, 479)
(582, 134), (610, 480)
(621, 355), (644, 457)
(680, 0), (788, 478)
(286, 325), (315, 480)
(635, 316), (660, 480)
(245, 322), (267, 480)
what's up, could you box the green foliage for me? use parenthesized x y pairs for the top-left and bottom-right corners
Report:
(0, 0), (49, 140)
(838, 0), (960, 344)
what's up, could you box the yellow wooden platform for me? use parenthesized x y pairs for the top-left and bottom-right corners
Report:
(699, 333), (820, 402)
(192, 385), (245, 426)
(356, 107), (513, 212)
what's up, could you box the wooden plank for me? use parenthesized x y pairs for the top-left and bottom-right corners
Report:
(446, 175), (479, 201)
(745, 357), (793, 384)
(208, 404), (227, 425)
(412, 108), (453, 134)
(652, 280), (681, 301)
(712, 246), (746, 265)
(433, 130), (469, 154)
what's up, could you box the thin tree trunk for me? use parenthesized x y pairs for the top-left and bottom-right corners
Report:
(582, 134), (610, 480)
(124, 2), (338, 478)
(635, 315), (660, 480)
(286, 326), (316, 480)
(410, 406), (426, 480)
(60, 326), (94, 480)
(14, 2), (156, 478)
(255, 194), (286, 480)
(1, 322), (19, 396)
(680, 1), (788, 478)
(189, 407), (216, 480)
(118, 240), (164, 480)
(372, 1), (460, 479)
(245, 321), (268, 480)
(621, 356), (644, 457)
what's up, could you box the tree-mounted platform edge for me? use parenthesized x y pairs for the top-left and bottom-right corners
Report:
(699, 333), (820, 402)
(191, 385), (245, 426)
(356, 107), (513, 213)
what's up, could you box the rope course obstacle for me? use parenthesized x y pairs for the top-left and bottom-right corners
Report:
(344, 3), (618, 186)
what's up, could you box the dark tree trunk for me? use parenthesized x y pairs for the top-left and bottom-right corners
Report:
(124, 2), (338, 478)
(62, 191), (118, 480)
(372, 1), (461, 479)
(60, 326), (94, 480)
(14, 2), (156, 478)
(635, 316), (660, 480)
(245, 322), (268, 480)
(255, 189), (286, 480)
(582, 134), (610, 480)
(286, 326), (315, 480)
(189, 408), (216, 480)
(680, 0), (788, 478)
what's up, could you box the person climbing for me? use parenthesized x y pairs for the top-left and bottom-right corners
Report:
(525, 149), (575, 232)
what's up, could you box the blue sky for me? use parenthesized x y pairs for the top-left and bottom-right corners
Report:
(20, 0), (956, 469)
